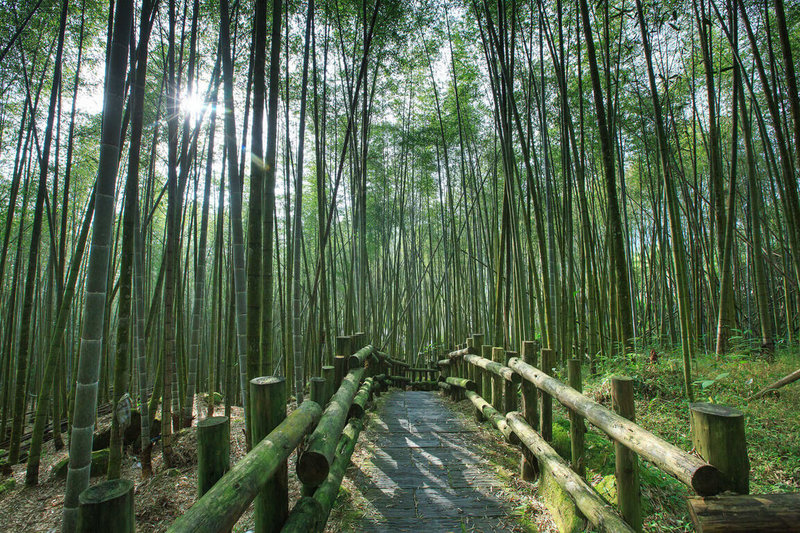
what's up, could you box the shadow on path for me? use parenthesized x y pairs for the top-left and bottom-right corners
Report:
(346, 391), (525, 532)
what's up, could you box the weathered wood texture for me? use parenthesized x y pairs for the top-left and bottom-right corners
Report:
(167, 401), (322, 533)
(503, 351), (517, 414)
(687, 493), (800, 532)
(282, 417), (366, 533)
(539, 349), (555, 442)
(310, 377), (327, 407)
(250, 377), (288, 533)
(297, 368), (365, 487)
(77, 479), (134, 533)
(507, 357), (724, 495)
(447, 345), (478, 360)
(321, 366), (335, 404)
(689, 403), (749, 494)
(348, 378), (374, 419)
(444, 376), (477, 391)
(463, 353), (517, 382)
(348, 344), (376, 369)
(197, 416), (230, 497)
(464, 390), (518, 444)
(520, 341), (539, 481)
(568, 359), (585, 478)
(507, 412), (635, 533)
(333, 356), (347, 390)
(612, 377), (642, 532)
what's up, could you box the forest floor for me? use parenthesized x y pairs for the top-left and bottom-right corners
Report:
(0, 397), (304, 532)
(563, 343), (800, 532)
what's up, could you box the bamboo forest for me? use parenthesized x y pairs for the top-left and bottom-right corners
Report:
(0, 0), (799, 531)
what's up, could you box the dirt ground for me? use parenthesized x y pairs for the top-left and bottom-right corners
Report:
(0, 396), (303, 533)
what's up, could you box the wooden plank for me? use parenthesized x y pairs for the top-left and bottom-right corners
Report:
(687, 493), (800, 532)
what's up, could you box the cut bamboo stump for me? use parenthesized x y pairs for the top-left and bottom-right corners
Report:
(333, 356), (347, 391)
(321, 366), (335, 404)
(612, 376), (642, 532)
(251, 377), (288, 533)
(168, 401), (322, 533)
(77, 479), (134, 533)
(297, 368), (365, 487)
(689, 403), (749, 494)
(197, 416), (230, 497)
(520, 340), (539, 481)
(506, 412), (634, 533)
(310, 378), (327, 407)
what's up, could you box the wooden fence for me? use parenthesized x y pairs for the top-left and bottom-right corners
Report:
(73, 334), (389, 533)
(440, 334), (751, 533)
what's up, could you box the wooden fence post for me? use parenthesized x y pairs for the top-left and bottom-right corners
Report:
(611, 376), (642, 532)
(520, 340), (539, 481)
(491, 347), (504, 411)
(540, 348), (555, 442)
(78, 479), (134, 533)
(466, 337), (475, 384)
(504, 351), (517, 414)
(250, 377), (288, 533)
(689, 403), (749, 494)
(334, 336), (351, 390)
(321, 366), (335, 404)
(568, 359), (586, 477)
(472, 334), (484, 389)
(310, 377), (327, 407)
(439, 359), (452, 400)
(197, 416), (230, 497)
(480, 345), (492, 407)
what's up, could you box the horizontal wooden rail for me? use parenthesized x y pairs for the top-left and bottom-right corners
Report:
(167, 401), (323, 533)
(464, 390), (518, 444)
(297, 368), (365, 487)
(507, 412), (634, 533)
(375, 351), (409, 368)
(447, 346), (477, 359)
(282, 418), (367, 533)
(464, 353), (518, 383)
(348, 345), (375, 369)
(507, 357), (724, 496)
(444, 376), (476, 391)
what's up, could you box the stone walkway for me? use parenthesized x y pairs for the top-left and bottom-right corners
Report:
(347, 390), (523, 532)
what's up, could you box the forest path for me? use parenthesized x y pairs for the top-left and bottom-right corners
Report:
(341, 390), (534, 532)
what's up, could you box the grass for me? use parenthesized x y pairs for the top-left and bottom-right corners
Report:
(554, 344), (800, 532)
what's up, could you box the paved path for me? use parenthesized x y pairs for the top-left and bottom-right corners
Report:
(347, 390), (522, 532)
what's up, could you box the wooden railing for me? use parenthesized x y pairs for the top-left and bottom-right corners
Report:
(440, 335), (746, 533)
(74, 335), (389, 533)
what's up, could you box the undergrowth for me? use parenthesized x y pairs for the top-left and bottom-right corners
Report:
(556, 344), (800, 532)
